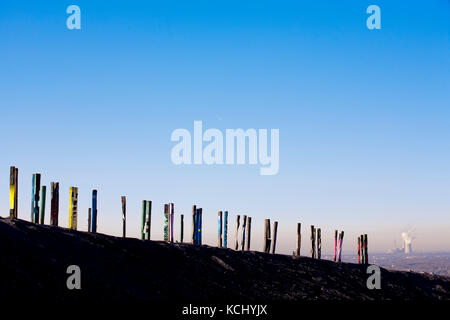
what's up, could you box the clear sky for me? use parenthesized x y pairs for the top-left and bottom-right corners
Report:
(0, 1), (449, 254)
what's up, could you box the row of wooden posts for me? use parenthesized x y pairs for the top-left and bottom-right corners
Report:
(8, 166), (369, 263)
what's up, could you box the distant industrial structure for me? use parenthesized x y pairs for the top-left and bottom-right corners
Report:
(388, 231), (414, 255)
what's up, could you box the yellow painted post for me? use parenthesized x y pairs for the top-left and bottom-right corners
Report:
(69, 187), (78, 230)
(9, 166), (18, 218)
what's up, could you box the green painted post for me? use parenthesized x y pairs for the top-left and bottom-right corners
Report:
(39, 186), (46, 224)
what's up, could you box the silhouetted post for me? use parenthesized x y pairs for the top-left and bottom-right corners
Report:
(39, 186), (46, 224)
(50, 182), (59, 226)
(360, 234), (364, 263)
(88, 208), (92, 232)
(296, 223), (301, 256)
(91, 190), (98, 233)
(145, 200), (152, 240)
(272, 221), (278, 254)
(364, 234), (368, 264)
(31, 174), (41, 223)
(218, 211), (223, 248)
(310, 225), (316, 258)
(241, 215), (247, 251)
(192, 205), (197, 244)
(164, 204), (169, 241)
(264, 219), (271, 253)
(69, 187), (78, 230)
(223, 211), (228, 248)
(198, 208), (202, 245)
(170, 203), (175, 243)
(121, 196), (126, 238)
(180, 214), (184, 243)
(141, 201), (147, 239)
(246, 217), (251, 251)
(333, 230), (338, 262)
(357, 236), (361, 264)
(9, 166), (18, 218)
(338, 231), (344, 262)
(317, 228), (322, 259)
(235, 215), (240, 250)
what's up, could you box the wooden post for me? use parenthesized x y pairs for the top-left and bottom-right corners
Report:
(141, 201), (147, 240)
(121, 196), (126, 238)
(364, 234), (368, 264)
(31, 174), (41, 223)
(218, 211), (223, 248)
(198, 208), (202, 245)
(317, 228), (321, 259)
(69, 186), (78, 230)
(246, 217), (251, 251)
(333, 230), (338, 262)
(88, 208), (92, 232)
(357, 236), (361, 264)
(91, 190), (97, 233)
(180, 214), (184, 243)
(146, 201), (152, 240)
(170, 203), (175, 243)
(271, 221), (278, 254)
(192, 205), (197, 244)
(338, 231), (344, 262)
(241, 215), (247, 251)
(296, 223), (301, 256)
(360, 234), (364, 263)
(310, 225), (315, 259)
(264, 219), (271, 253)
(163, 204), (169, 241)
(9, 166), (18, 218)
(50, 182), (59, 226)
(234, 215), (240, 250)
(223, 211), (228, 248)
(39, 186), (46, 224)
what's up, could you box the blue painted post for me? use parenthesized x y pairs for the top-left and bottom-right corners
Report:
(91, 190), (97, 233)
(198, 208), (202, 245)
(31, 174), (41, 223)
(218, 211), (223, 248)
(223, 211), (228, 248)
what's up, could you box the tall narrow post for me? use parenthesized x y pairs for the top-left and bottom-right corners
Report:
(235, 215), (240, 250)
(357, 236), (361, 264)
(39, 185), (46, 224)
(146, 201), (152, 240)
(241, 215), (247, 251)
(338, 231), (344, 262)
(170, 203), (174, 243)
(192, 205), (197, 245)
(296, 223), (301, 256)
(198, 208), (202, 245)
(69, 186), (78, 230)
(333, 230), (338, 262)
(9, 166), (18, 218)
(264, 219), (271, 253)
(50, 182), (59, 226)
(218, 211), (223, 248)
(88, 208), (92, 232)
(360, 234), (364, 263)
(141, 201), (147, 240)
(246, 217), (251, 251)
(31, 174), (41, 223)
(164, 204), (169, 241)
(91, 190), (97, 233)
(180, 214), (184, 243)
(271, 221), (278, 254)
(364, 234), (368, 264)
(310, 225), (315, 259)
(121, 196), (126, 238)
(317, 228), (321, 259)
(223, 211), (228, 248)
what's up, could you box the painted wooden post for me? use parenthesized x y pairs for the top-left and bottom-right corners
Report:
(357, 236), (361, 264)
(333, 230), (338, 262)
(364, 234), (368, 264)
(39, 186), (46, 225)
(198, 208), (202, 245)
(264, 219), (271, 253)
(164, 204), (169, 241)
(50, 182), (59, 226)
(88, 208), (92, 232)
(223, 211), (228, 248)
(296, 223), (301, 256)
(241, 215), (247, 251)
(9, 166), (18, 218)
(180, 214), (184, 243)
(246, 216), (251, 251)
(141, 201), (146, 240)
(146, 200), (152, 240)
(338, 231), (344, 262)
(91, 190), (98, 233)
(271, 221), (278, 254)
(317, 228), (321, 260)
(235, 215), (240, 250)
(310, 225), (315, 259)
(121, 196), (126, 238)
(360, 234), (364, 264)
(69, 187), (78, 230)
(218, 211), (223, 248)
(170, 203), (175, 243)
(31, 174), (41, 223)
(192, 205), (197, 244)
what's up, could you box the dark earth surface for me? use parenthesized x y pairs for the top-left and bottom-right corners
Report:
(1, 217), (449, 302)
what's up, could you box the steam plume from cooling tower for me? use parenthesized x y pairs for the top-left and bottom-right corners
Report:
(401, 231), (414, 254)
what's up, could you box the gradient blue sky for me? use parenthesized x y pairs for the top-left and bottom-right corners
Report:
(0, 1), (449, 254)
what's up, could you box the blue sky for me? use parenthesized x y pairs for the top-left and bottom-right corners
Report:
(0, 1), (449, 254)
